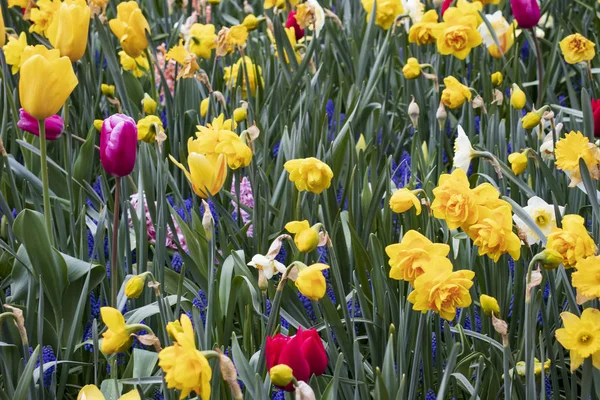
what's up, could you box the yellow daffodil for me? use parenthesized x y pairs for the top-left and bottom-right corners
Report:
(100, 307), (134, 354)
(285, 220), (320, 252)
(270, 365), (294, 387)
(124, 274), (146, 298)
(47, 0), (91, 62)
(407, 258), (475, 321)
(188, 23), (217, 59)
(233, 106), (247, 123)
(512, 196), (564, 245)
(555, 309), (600, 372)
(408, 9), (439, 45)
(555, 131), (600, 187)
(192, 115), (251, 169)
(142, 94), (157, 114)
(169, 152), (228, 198)
(158, 314), (212, 400)
(137, 116), (164, 143)
(3, 32), (28, 74)
(385, 230), (450, 284)
(264, 0), (286, 10)
(389, 188), (421, 215)
(446, 0), (483, 25)
(226, 25), (248, 49)
(547, 214), (596, 269)
(242, 14), (262, 31)
(166, 41), (200, 79)
(295, 0), (325, 36)
(284, 157), (334, 194)
(118, 51), (149, 78)
(8, 0), (28, 7)
(491, 72), (503, 86)
(295, 263), (330, 301)
(223, 56), (263, 98)
(538, 248), (564, 270)
(522, 110), (542, 130)
(200, 98), (210, 118)
(560, 33), (596, 64)
(402, 57), (421, 79)
(441, 76), (472, 109)
(101, 84), (115, 97)
(508, 151), (528, 175)
(477, 11), (516, 59)
(480, 294), (500, 316)
(436, 13), (482, 60)
(361, 0), (404, 30)
(467, 203), (521, 262)
(431, 169), (479, 229)
(29, 0), (61, 36)
(507, 359), (551, 378)
(510, 84), (526, 109)
(19, 51), (78, 120)
(77, 385), (141, 400)
(572, 256), (600, 299)
(109, 1), (151, 58)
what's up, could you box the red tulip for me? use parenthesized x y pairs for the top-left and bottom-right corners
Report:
(286, 11), (304, 41)
(441, 0), (453, 16)
(100, 114), (137, 177)
(266, 327), (328, 391)
(510, 0), (540, 29)
(17, 108), (64, 140)
(592, 99), (600, 138)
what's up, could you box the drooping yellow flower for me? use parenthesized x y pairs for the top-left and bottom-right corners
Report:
(572, 256), (600, 299)
(233, 106), (247, 123)
(480, 294), (500, 316)
(124, 275), (146, 298)
(436, 14), (482, 60)
(169, 152), (228, 199)
(538, 248), (564, 270)
(284, 157), (334, 194)
(441, 76), (472, 109)
(477, 11), (516, 58)
(77, 385), (141, 400)
(188, 23), (217, 59)
(200, 98), (210, 118)
(547, 214), (597, 269)
(555, 309), (600, 372)
(521, 111), (542, 130)
(285, 220), (320, 253)
(491, 71), (503, 86)
(402, 57), (421, 79)
(118, 51), (149, 78)
(166, 41), (200, 79)
(242, 14), (261, 31)
(47, 0), (91, 62)
(389, 188), (421, 215)
(560, 33), (596, 64)
(385, 230), (450, 284)
(510, 84), (526, 109)
(3, 32), (28, 74)
(19, 51), (78, 120)
(223, 56), (263, 98)
(137, 115), (164, 143)
(100, 307), (134, 354)
(408, 10), (439, 45)
(109, 1), (151, 58)
(142, 94), (157, 114)
(508, 151), (528, 175)
(407, 259), (475, 321)
(226, 25), (249, 49)
(29, 0), (61, 36)
(555, 131), (600, 187)
(158, 314), (212, 400)
(361, 0), (404, 30)
(101, 84), (115, 97)
(431, 169), (479, 229)
(295, 263), (330, 301)
(467, 203), (521, 262)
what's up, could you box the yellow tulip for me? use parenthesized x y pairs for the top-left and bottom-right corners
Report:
(169, 153), (228, 198)
(109, 1), (151, 58)
(100, 307), (134, 354)
(389, 188), (421, 215)
(47, 0), (91, 62)
(480, 294), (500, 316)
(124, 275), (146, 298)
(508, 151), (528, 175)
(19, 53), (78, 120)
(295, 263), (330, 301)
(270, 365), (294, 387)
(285, 220), (320, 253)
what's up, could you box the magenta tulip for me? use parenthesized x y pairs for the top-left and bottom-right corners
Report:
(17, 108), (64, 140)
(100, 114), (137, 177)
(510, 0), (540, 29)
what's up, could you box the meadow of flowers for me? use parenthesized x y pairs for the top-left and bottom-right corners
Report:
(1, 0), (600, 398)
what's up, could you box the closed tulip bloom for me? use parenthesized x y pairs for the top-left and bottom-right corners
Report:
(19, 52), (78, 120)
(508, 151), (528, 175)
(109, 1), (151, 58)
(17, 109), (64, 140)
(389, 188), (422, 215)
(47, 0), (91, 62)
(100, 307), (134, 354)
(296, 263), (329, 301)
(169, 152), (228, 198)
(510, 0), (540, 29)
(100, 114), (138, 177)
(480, 294), (500, 316)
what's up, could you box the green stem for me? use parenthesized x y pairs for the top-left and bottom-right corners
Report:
(531, 30), (544, 106)
(111, 177), (122, 307)
(524, 258), (538, 400)
(408, 313), (426, 400)
(38, 119), (54, 245)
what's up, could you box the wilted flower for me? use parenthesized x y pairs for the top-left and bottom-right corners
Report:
(295, 0), (325, 37)
(247, 254), (286, 280)
(166, 41), (200, 79)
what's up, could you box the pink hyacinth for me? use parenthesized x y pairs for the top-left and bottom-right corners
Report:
(154, 44), (176, 99)
(129, 193), (188, 252)
(231, 176), (254, 237)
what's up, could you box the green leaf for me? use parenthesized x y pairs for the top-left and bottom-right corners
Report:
(14, 345), (39, 400)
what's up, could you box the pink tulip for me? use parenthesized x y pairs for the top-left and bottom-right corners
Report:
(17, 108), (64, 140)
(100, 114), (137, 177)
(510, 0), (540, 29)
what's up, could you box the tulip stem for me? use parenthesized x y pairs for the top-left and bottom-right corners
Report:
(38, 119), (54, 245)
(531, 30), (544, 106)
(111, 177), (122, 308)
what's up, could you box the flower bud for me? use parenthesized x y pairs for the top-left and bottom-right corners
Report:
(510, 84), (526, 109)
(538, 248), (563, 270)
(142, 94), (157, 115)
(522, 106), (548, 130)
(201, 199), (214, 240)
(233, 107), (247, 123)
(408, 96), (420, 129)
(125, 274), (146, 298)
(480, 294), (500, 316)
(200, 98), (210, 118)
(491, 71), (503, 87)
(436, 102), (447, 130)
(508, 151), (528, 175)
(356, 134), (367, 154)
(94, 119), (104, 131)
(270, 364), (294, 388)
(101, 84), (115, 97)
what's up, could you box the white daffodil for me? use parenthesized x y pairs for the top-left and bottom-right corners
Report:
(403, 0), (424, 23)
(478, 11), (511, 49)
(453, 125), (474, 173)
(308, 0), (325, 37)
(539, 132), (555, 161)
(513, 196), (565, 245)
(247, 254), (286, 279)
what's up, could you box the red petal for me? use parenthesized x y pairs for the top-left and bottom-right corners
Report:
(300, 329), (328, 376)
(278, 333), (311, 391)
(266, 334), (289, 370)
